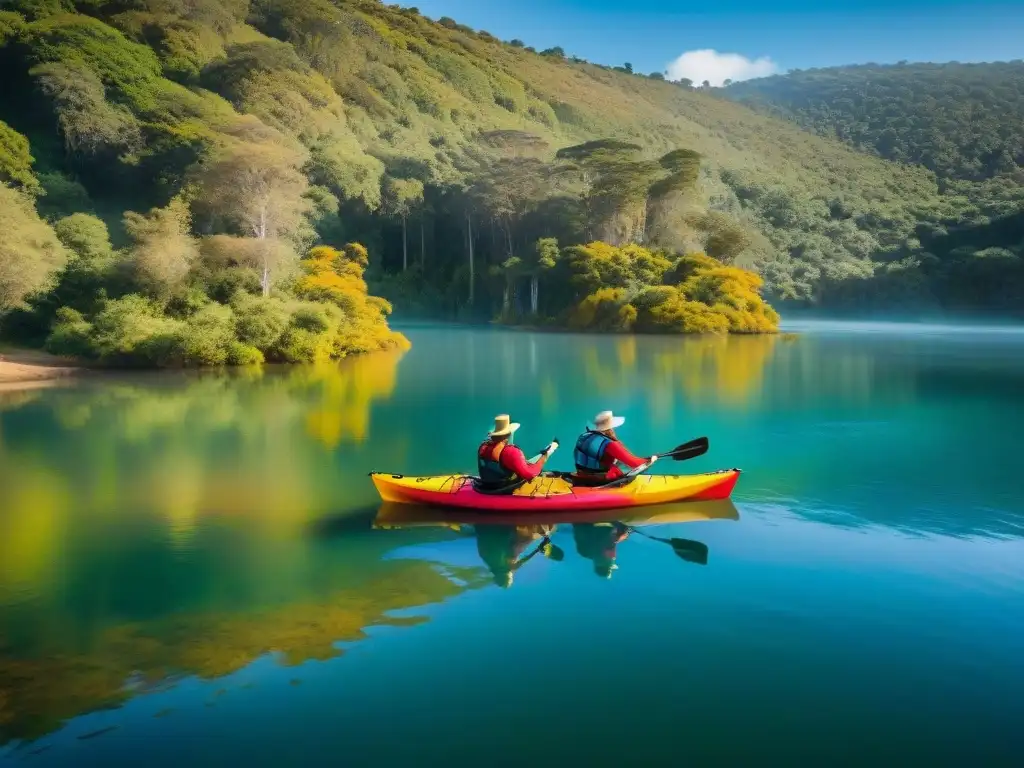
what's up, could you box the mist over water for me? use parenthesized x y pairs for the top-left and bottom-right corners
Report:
(781, 316), (1024, 336)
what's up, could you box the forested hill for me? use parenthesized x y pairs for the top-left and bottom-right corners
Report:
(725, 62), (1024, 183)
(0, 1), (1016, 346)
(725, 62), (1024, 313)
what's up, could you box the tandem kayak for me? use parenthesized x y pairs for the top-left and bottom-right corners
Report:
(369, 468), (741, 513)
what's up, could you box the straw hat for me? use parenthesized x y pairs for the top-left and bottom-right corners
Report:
(488, 414), (521, 438)
(591, 410), (626, 432)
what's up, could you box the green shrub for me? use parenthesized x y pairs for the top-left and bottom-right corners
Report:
(44, 306), (93, 357)
(165, 286), (212, 319)
(273, 327), (322, 363)
(172, 303), (235, 366)
(226, 341), (264, 366)
(231, 293), (290, 350)
(52, 213), (114, 261)
(290, 304), (331, 333)
(87, 294), (183, 363)
(631, 285), (677, 310)
(526, 99), (557, 127)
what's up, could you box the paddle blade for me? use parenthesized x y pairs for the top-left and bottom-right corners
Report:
(670, 538), (709, 565)
(664, 437), (709, 462)
(543, 542), (566, 562)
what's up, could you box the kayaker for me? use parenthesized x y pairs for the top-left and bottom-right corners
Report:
(477, 414), (556, 491)
(572, 410), (651, 484)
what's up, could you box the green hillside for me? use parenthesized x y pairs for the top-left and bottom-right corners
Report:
(3, 0), (1009, 350)
(726, 62), (1024, 313)
(726, 62), (1024, 183)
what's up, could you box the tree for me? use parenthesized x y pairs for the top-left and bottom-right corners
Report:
(53, 213), (114, 262)
(306, 132), (384, 210)
(34, 172), (92, 220)
(689, 211), (752, 263)
(195, 134), (312, 296)
(31, 63), (142, 157)
(492, 256), (522, 317)
(647, 149), (703, 245)
(381, 177), (425, 271)
(623, 62), (633, 74)
(0, 121), (40, 194)
(523, 237), (559, 315)
(468, 158), (548, 259)
(556, 140), (661, 245)
(509, 39), (525, 48)
(123, 196), (199, 296)
(0, 184), (68, 314)
(648, 72), (665, 81)
(540, 46), (565, 58)
(466, 208), (476, 306)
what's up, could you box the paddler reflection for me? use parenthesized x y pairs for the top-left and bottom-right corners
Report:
(572, 522), (630, 579)
(475, 523), (563, 588)
(372, 499), (739, 586)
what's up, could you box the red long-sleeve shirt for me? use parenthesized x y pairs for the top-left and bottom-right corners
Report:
(604, 440), (645, 470)
(499, 445), (546, 480)
(585, 439), (646, 481)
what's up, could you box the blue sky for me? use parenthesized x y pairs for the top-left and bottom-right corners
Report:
(409, 1), (1024, 84)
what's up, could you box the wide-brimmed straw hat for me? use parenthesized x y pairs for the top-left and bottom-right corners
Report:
(488, 414), (521, 438)
(591, 410), (626, 432)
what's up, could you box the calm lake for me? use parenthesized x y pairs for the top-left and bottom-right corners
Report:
(2, 321), (1023, 765)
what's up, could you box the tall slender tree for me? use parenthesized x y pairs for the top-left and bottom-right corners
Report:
(382, 177), (424, 271)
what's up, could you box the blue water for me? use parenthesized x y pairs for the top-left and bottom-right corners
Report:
(1, 321), (1022, 765)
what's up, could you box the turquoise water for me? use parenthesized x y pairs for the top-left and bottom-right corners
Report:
(1, 321), (1023, 765)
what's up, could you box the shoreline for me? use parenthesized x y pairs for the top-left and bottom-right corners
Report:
(0, 347), (84, 393)
(494, 322), (782, 337)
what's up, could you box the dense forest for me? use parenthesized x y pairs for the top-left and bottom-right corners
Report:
(726, 62), (1024, 183)
(727, 62), (1024, 313)
(1, 2), (1020, 365)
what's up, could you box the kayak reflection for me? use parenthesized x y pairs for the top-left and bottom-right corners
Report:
(373, 499), (739, 584)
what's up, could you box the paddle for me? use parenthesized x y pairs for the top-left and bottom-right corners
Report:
(538, 537), (565, 562)
(658, 436), (709, 463)
(626, 526), (709, 565)
(595, 437), (710, 490)
(529, 438), (559, 464)
(514, 535), (565, 568)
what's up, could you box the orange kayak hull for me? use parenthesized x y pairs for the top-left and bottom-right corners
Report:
(370, 469), (740, 513)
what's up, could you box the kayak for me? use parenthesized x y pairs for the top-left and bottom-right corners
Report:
(372, 497), (740, 529)
(369, 468), (740, 513)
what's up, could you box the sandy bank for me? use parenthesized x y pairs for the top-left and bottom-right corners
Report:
(0, 347), (83, 392)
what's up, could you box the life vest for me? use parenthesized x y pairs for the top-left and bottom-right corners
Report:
(477, 440), (517, 486)
(574, 430), (612, 473)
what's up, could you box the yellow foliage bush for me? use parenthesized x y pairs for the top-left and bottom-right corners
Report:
(565, 242), (778, 335)
(293, 242), (409, 358)
(298, 244), (368, 297)
(568, 287), (635, 332)
(637, 293), (731, 334)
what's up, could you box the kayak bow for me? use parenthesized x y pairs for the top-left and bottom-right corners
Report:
(369, 469), (740, 513)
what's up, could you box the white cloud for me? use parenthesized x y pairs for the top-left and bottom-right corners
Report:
(666, 49), (778, 87)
